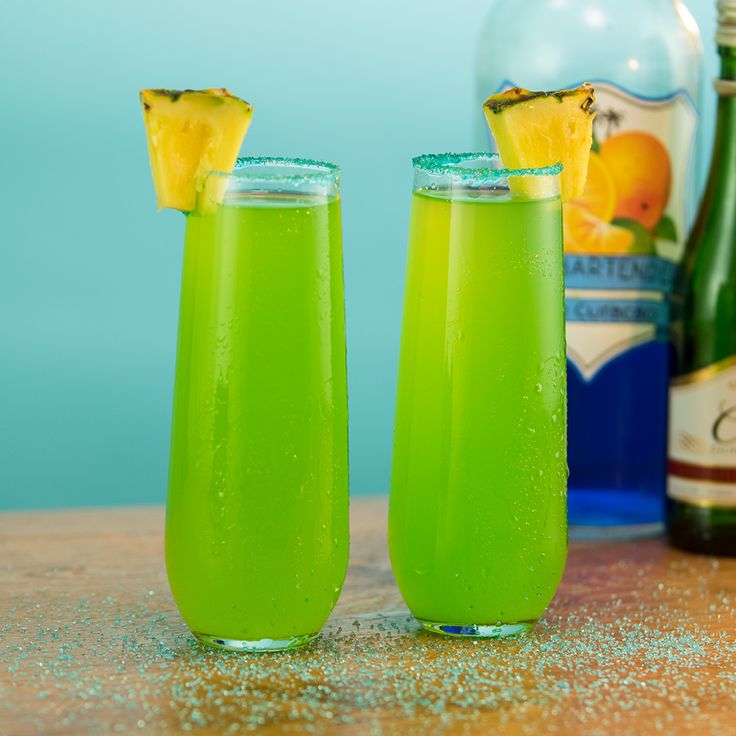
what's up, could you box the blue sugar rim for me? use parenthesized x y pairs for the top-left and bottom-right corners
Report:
(222, 156), (340, 184)
(412, 152), (562, 182)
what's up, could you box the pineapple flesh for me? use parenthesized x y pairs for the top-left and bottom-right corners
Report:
(483, 84), (595, 201)
(140, 88), (253, 212)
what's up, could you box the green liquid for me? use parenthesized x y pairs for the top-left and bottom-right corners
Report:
(389, 189), (567, 628)
(166, 192), (349, 642)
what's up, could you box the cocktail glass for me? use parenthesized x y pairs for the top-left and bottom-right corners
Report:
(389, 153), (567, 638)
(166, 157), (349, 652)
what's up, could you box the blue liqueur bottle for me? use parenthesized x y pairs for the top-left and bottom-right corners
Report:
(476, 0), (704, 536)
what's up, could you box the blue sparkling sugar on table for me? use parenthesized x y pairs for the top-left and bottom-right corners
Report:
(1, 497), (735, 735)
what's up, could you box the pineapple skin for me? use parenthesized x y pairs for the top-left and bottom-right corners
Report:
(484, 84), (595, 115)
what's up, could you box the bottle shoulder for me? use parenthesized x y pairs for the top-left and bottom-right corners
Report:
(672, 226), (736, 371)
(476, 0), (702, 98)
(679, 185), (736, 292)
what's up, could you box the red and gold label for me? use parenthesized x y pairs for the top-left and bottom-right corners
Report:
(668, 356), (736, 507)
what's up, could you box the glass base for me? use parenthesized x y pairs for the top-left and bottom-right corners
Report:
(194, 631), (318, 653)
(418, 619), (535, 639)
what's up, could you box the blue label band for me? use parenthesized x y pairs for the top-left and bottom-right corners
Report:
(565, 255), (677, 292)
(566, 298), (670, 328)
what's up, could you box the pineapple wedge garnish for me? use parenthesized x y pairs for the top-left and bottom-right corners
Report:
(483, 84), (595, 201)
(140, 88), (253, 212)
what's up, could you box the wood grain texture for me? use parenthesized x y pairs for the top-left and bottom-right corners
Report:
(1, 497), (735, 736)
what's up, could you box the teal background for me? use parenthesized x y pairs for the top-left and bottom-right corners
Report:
(0, 0), (720, 510)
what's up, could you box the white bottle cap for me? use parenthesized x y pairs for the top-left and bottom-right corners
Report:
(717, 0), (736, 47)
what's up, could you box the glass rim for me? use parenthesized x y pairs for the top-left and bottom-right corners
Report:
(209, 156), (340, 184)
(412, 152), (563, 181)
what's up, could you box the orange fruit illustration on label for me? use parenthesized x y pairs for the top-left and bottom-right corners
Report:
(599, 131), (671, 230)
(563, 202), (635, 254)
(575, 151), (617, 222)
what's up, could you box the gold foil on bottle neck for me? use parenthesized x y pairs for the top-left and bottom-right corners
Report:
(713, 78), (736, 96)
(717, 0), (736, 47)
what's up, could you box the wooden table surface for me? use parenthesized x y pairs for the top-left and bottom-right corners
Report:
(1, 497), (736, 736)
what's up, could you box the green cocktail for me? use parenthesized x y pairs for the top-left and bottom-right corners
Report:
(166, 158), (349, 652)
(389, 153), (567, 638)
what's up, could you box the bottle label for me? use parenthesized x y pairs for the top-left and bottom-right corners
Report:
(561, 81), (697, 379)
(668, 357), (736, 507)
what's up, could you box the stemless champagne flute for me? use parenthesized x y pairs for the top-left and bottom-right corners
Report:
(166, 157), (349, 652)
(389, 153), (567, 638)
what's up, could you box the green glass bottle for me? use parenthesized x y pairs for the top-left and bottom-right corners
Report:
(667, 1), (736, 555)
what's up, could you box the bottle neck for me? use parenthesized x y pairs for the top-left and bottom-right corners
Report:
(709, 47), (736, 178)
(719, 45), (736, 82)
